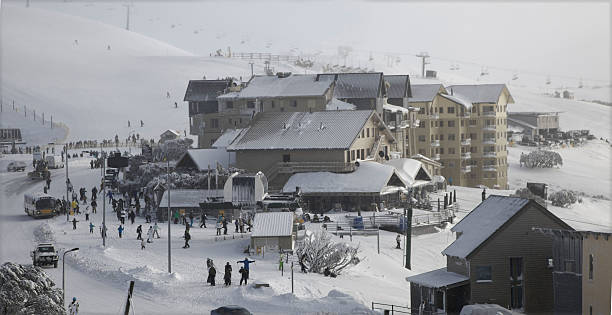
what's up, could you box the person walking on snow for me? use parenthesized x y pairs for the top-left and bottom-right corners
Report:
(183, 229), (191, 248)
(84, 206), (91, 221)
(68, 297), (79, 315)
(215, 221), (222, 236)
(136, 225), (143, 240)
(118, 225), (124, 238)
(91, 200), (97, 214)
(279, 256), (284, 271)
(239, 266), (248, 285)
(224, 262), (232, 286)
(147, 226), (154, 243)
(189, 212), (194, 227)
(107, 190), (113, 204)
(141, 238), (146, 250)
(120, 209), (126, 225)
(72, 218), (78, 230)
(207, 263), (216, 286)
(153, 222), (160, 238)
(235, 219), (239, 233)
(237, 257), (255, 279)
(199, 213), (207, 228)
(89, 222), (95, 234)
(396, 234), (401, 249)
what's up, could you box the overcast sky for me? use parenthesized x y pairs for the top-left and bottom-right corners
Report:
(19, 0), (611, 82)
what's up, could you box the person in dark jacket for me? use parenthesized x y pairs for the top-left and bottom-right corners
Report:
(183, 229), (191, 248)
(222, 218), (228, 235)
(199, 213), (207, 228)
(72, 217), (78, 230)
(208, 264), (216, 286)
(136, 225), (143, 240)
(224, 262), (232, 286)
(239, 266), (248, 285)
(237, 257), (255, 279)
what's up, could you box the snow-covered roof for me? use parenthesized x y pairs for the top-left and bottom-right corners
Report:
(183, 79), (232, 102)
(507, 117), (537, 130)
(325, 98), (356, 111)
(175, 148), (235, 171)
(159, 189), (223, 208)
(220, 74), (332, 99)
(227, 110), (374, 151)
(405, 267), (469, 288)
(252, 212), (294, 237)
(384, 75), (411, 99)
(317, 73), (383, 99)
(212, 129), (243, 148)
(460, 304), (518, 315)
(384, 158), (432, 185)
(161, 129), (180, 137)
(446, 84), (514, 104)
(410, 154), (441, 166)
(407, 84), (443, 103)
(282, 161), (407, 194)
(440, 93), (473, 110)
(442, 196), (529, 258)
(383, 102), (410, 114)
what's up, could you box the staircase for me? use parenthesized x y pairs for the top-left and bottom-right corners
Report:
(367, 135), (385, 159)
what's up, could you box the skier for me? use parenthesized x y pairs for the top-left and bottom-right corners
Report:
(396, 234), (401, 249)
(208, 263), (216, 286)
(129, 209), (135, 224)
(237, 257), (255, 279)
(84, 206), (90, 221)
(72, 218), (78, 230)
(91, 186), (98, 201)
(141, 238), (146, 250)
(91, 200), (97, 214)
(238, 266), (248, 285)
(235, 218), (239, 233)
(224, 262), (232, 286)
(183, 229), (191, 248)
(89, 222), (95, 234)
(199, 213), (207, 228)
(153, 222), (160, 238)
(189, 212), (194, 227)
(147, 226), (154, 243)
(68, 297), (79, 315)
(173, 211), (179, 224)
(140, 120), (144, 127)
(136, 225), (143, 240)
(118, 225), (124, 238)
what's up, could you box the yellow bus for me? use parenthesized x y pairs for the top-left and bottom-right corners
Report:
(24, 193), (57, 218)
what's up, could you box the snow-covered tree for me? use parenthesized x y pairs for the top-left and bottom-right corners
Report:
(296, 230), (359, 275)
(0, 262), (64, 315)
(520, 150), (563, 168)
(152, 138), (193, 162)
(549, 190), (581, 207)
(511, 188), (546, 207)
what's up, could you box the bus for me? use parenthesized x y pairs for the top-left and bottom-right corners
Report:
(24, 193), (57, 218)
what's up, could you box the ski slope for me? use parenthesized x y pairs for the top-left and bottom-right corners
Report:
(0, 110), (69, 146)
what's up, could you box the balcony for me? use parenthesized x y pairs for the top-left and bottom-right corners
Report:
(482, 111), (496, 117)
(461, 152), (471, 159)
(429, 113), (440, 119)
(483, 165), (497, 172)
(461, 165), (471, 173)
(432, 154), (440, 161)
(461, 139), (471, 146)
(431, 140), (440, 147)
(483, 125), (496, 131)
(483, 151), (497, 158)
(483, 138), (496, 145)
(461, 112), (471, 118)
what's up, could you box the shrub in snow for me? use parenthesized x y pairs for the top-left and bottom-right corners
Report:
(520, 150), (563, 168)
(549, 190), (581, 207)
(511, 188), (546, 207)
(152, 138), (193, 162)
(295, 230), (359, 275)
(33, 223), (56, 243)
(0, 262), (64, 315)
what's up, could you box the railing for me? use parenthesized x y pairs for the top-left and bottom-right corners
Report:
(276, 161), (356, 174)
(343, 210), (454, 230)
(432, 153), (440, 161)
(227, 52), (300, 63)
(483, 138), (496, 145)
(483, 165), (497, 172)
(483, 125), (496, 131)
(461, 152), (471, 159)
(367, 135), (385, 159)
(429, 113), (439, 119)
(482, 111), (496, 117)
(430, 140), (440, 147)
(461, 138), (471, 146)
(372, 302), (411, 314)
(483, 151), (497, 158)
(461, 165), (471, 173)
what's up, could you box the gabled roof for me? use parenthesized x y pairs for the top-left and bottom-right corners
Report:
(440, 93), (473, 110)
(282, 161), (408, 194)
(227, 110), (375, 151)
(446, 84), (515, 104)
(384, 75), (411, 99)
(252, 212), (294, 237)
(161, 129), (180, 137)
(384, 158), (432, 186)
(220, 74), (333, 99)
(183, 80), (232, 102)
(443, 195), (572, 259)
(175, 148), (235, 171)
(407, 84), (444, 103)
(405, 267), (469, 289)
(317, 72), (384, 99)
(326, 98), (356, 111)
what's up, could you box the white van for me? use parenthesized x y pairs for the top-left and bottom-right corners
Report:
(45, 155), (64, 169)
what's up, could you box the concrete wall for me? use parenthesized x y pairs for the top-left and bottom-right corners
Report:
(251, 235), (294, 251)
(582, 234), (612, 315)
(235, 149), (346, 172)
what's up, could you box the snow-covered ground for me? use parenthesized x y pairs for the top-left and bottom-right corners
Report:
(0, 110), (69, 146)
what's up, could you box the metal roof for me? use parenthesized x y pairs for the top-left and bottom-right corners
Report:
(159, 189), (224, 208)
(252, 212), (294, 237)
(212, 129), (244, 148)
(405, 267), (469, 288)
(446, 84), (514, 104)
(175, 148), (235, 171)
(227, 110), (374, 151)
(384, 75), (411, 99)
(407, 84), (443, 103)
(183, 80), (232, 102)
(317, 73), (384, 99)
(221, 74), (332, 99)
(442, 196), (529, 258)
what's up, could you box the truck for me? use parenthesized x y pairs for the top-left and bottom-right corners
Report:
(45, 155), (64, 169)
(30, 243), (59, 268)
(7, 161), (27, 172)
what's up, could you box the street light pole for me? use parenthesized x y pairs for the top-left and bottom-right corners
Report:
(62, 248), (79, 306)
(167, 158), (171, 273)
(102, 149), (107, 247)
(65, 144), (70, 222)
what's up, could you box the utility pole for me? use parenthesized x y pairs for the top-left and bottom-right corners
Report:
(167, 158), (171, 273)
(416, 52), (430, 78)
(102, 149), (107, 247)
(404, 189), (413, 270)
(249, 62), (254, 78)
(124, 281), (135, 315)
(65, 145), (70, 222)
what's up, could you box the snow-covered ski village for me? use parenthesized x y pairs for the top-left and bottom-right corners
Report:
(0, 1), (610, 315)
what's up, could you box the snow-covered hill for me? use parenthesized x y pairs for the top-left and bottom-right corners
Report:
(0, 110), (68, 146)
(1, 5), (300, 142)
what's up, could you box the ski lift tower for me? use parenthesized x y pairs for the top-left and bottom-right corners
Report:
(416, 52), (430, 78)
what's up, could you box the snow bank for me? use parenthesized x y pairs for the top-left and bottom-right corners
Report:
(33, 223), (56, 243)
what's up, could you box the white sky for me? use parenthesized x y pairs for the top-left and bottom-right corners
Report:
(12, 0), (611, 82)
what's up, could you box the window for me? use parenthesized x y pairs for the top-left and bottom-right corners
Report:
(283, 154), (291, 162)
(361, 129), (365, 138)
(448, 121), (455, 127)
(461, 120), (465, 127)
(471, 147), (478, 153)
(351, 150), (355, 161)
(270, 100), (275, 108)
(247, 101), (255, 108)
(476, 266), (492, 282)
(448, 134), (456, 141)
(292, 100), (298, 107)
(439, 121), (444, 127)
(419, 149), (426, 155)
(469, 120), (477, 126)
(435, 121), (438, 127)
(439, 107), (444, 113)
(439, 135), (444, 141)
(448, 161), (455, 167)
(211, 119), (219, 128)
(449, 148), (455, 154)
(418, 107), (425, 114)
(448, 107), (455, 114)
(346, 151), (350, 162)
(418, 135), (426, 142)
(228, 118), (232, 124)
(357, 149), (361, 159)
(470, 133), (477, 140)
(226, 101), (234, 109)
(589, 254), (594, 280)
(440, 148), (444, 154)
(367, 128), (370, 137)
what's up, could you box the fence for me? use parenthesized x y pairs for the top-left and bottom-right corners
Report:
(1, 99), (60, 130)
(371, 302), (411, 314)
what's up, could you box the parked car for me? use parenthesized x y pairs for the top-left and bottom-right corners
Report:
(31, 243), (59, 268)
(211, 306), (252, 315)
(7, 161), (27, 172)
